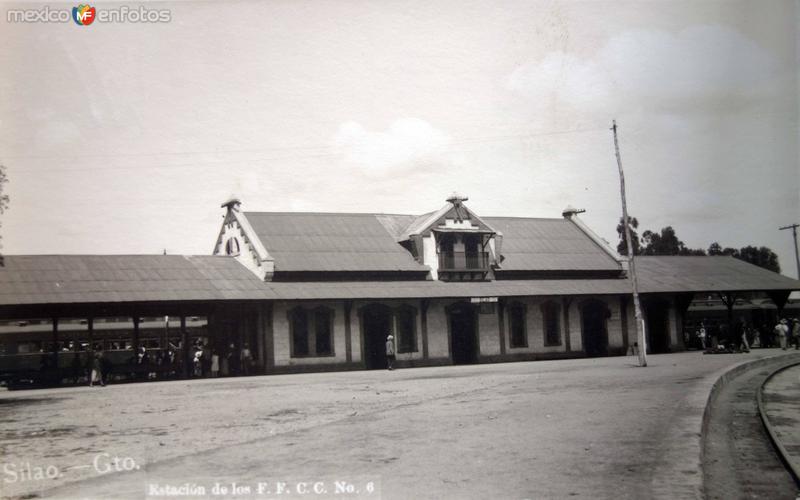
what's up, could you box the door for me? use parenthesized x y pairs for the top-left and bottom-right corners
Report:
(448, 302), (478, 364)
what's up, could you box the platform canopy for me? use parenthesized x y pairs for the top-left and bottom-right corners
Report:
(0, 255), (277, 306)
(0, 254), (797, 306)
(261, 256), (800, 301)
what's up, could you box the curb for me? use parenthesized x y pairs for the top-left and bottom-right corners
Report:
(757, 359), (800, 487)
(700, 351), (800, 483)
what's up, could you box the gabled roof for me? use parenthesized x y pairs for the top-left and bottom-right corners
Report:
(244, 212), (430, 273)
(0, 255), (276, 306)
(398, 202), (498, 240)
(485, 217), (622, 272)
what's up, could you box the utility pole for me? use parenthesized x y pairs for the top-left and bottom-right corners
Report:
(612, 120), (647, 367)
(779, 223), (800, 279)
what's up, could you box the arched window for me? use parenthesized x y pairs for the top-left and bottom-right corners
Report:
(508, 302), (527, 348)
(542, 301), (562, 346)
(290, 307), (309, 357)
(396, 306), (417, 353)
(289, 306), (334, 358)
(225, 237), (241, 256)
(314, 307), (333, 356)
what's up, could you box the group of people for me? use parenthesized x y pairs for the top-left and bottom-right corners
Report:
(773, 318), (800, 350)
(82, 340), (257, 386)
(695, 317), (800, 353)
(191, 341), (253, 378)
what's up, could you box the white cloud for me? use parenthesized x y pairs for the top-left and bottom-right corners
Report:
(332, 118), (452, 176)
(507, 25), (779, 116)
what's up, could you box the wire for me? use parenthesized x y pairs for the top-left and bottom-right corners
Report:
(2, 126), (607, 174)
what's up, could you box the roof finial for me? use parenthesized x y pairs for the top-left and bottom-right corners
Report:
(562, 205), (586, 219)
(221, 196), (242, 211)
(446, 192), (468, 206)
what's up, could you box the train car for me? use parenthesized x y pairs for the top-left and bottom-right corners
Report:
(0, 317), (208, 389)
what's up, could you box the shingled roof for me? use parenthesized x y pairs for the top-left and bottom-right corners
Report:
(484, 217), (621, 272)
(242, 211), (622, 274)
(261, 256), (800, 300)
(0, 255), (276, 306)
(244, 212), (429, 273)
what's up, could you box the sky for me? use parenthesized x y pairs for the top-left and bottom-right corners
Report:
(1, 0), (799, 276)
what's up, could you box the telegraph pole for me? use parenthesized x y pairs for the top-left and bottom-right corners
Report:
(612, 120), (647, 367)
(779, 223), (800, 279)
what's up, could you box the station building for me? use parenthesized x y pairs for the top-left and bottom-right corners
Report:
(209, 194), (800, 373)
(1, 194), (798, 383)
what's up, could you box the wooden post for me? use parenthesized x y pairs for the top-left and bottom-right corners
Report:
(180, 316), (188, 378)
(132, 315), (140, 353)
(87, 317), (94, 351)
(344, 301), (353, 363)
(52, 317), (59, 368)
(612, 120), (647, 367)
(497, 299), (506, 356)
(563, 297), (572, 352)
(421, 299), (429, 360)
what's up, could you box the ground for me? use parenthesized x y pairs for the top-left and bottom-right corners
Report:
(0, 350), (798, 499)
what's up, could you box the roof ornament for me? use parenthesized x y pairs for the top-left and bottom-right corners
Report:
(221, 196), (242, 211)
(562, 205), (586, 219)
(446, 192), (469, 222)
(446, 192), (468, 206)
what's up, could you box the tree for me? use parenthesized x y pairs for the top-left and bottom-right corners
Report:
(616, 216), (641, 256)
(735, 246), (780, 273)
(708, 242), (781, 273)
(640, 226), (706, 256)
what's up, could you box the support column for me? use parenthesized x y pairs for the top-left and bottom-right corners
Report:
(497, 299), (506, 356)
(344, 301), (353, 363)
(180, 316), (188, 378)
(421, 299), (429, 359)
(620, 296), (629, 352)
(88, 317), (94, 351)
(256, 307), (265, 373)
(132, 315), (140, 353)
(563, 297), (572, 352)
(51, 317), (59, 368)
(264, 303), (274, 372)
(719, 292), (736, 345)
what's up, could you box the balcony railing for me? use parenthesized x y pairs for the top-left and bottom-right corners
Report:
(438, 251), (489, 271)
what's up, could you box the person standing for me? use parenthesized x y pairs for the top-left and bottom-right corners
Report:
(240, 343), (252, 376)
(89, 351), (105, 387)
(385, 334), (395, 370)
(791, 318), (800, 350)
(211, 351), (220, 377)
(228, 343), (240, 376)
(736, 319), (750, 353)
(775, 319), (789, 350)
(699, 322), (707, 350)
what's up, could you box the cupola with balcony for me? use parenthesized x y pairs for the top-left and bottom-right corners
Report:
(401, 193), (502, 281)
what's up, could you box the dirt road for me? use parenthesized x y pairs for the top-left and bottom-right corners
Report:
(1, 350), (797, 499)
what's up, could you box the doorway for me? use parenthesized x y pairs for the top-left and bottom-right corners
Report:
(361, 304), (392, 370)
(448, 302), (478, 364)
(581, 299), (609, 357)
(644, 299), (671, 354)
